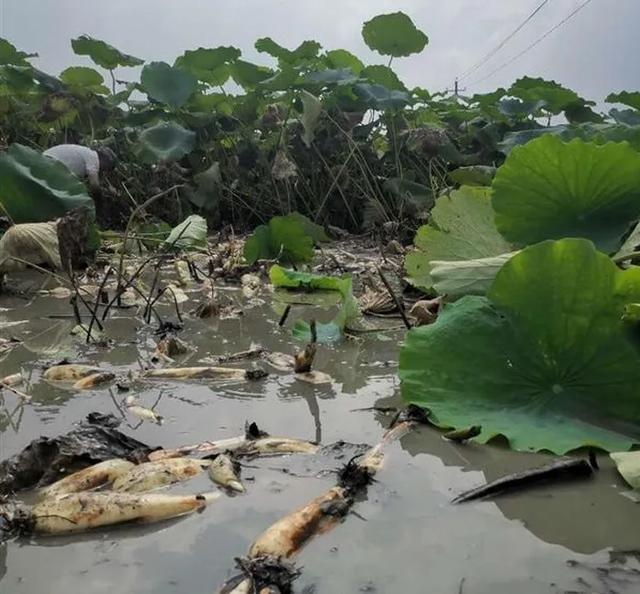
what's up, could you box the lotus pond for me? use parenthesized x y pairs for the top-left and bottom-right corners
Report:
(0, 271), (639, 594)
(2, 7), (640, 593)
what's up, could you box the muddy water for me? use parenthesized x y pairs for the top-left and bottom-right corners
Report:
(1, 282), (640, 594)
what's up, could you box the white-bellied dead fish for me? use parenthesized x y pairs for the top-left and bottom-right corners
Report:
(43, 364), (103, 381)
(264, 352), (295, 372)
(144, 367), (250, 381)
(30, 490), (220, 534)
(112, 458), (209, 493)
(0, 372), (23, 387)
(124, 396), (163, 425)
(235, 437), (319, 457)
(38, 459), (135, 500)
(149, 422), (317, 461)
(72, 371), (116, 390)
(208, 454), (244, 492)
(249, 486), (349, 558)
(148, 435), (249, 461)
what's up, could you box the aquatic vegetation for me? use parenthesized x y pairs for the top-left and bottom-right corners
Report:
(400, 239), (640, 454)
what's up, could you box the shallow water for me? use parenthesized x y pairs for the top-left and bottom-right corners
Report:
(1, 279), (640, 594)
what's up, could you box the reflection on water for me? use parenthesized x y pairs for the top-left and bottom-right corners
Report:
(0, 280), (639, 593)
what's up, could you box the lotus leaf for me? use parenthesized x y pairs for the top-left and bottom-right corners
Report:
(362, 12), (428, 57)
(0, 144), (93, 223)
(134, 121), (196, 163)
(492, 136), (640, 253)
(400, 239), (640, 453)
(405, 186), (510, 291)
(140, 62), (197, 110)
(71, 36), (143, 70)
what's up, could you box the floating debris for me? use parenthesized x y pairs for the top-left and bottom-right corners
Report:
(144, 366), (262, 381)
(27, 490), (219, 534)
(124, 395), (163, 425)
(443, 425), (482, 443)
(38, 458), (135, 500)
(208, 454), (245, 493)
(72, 371), (116, 390)
(452, 456), (597, 503)
(112, 458), (209, 493)
(43, 364), (103, 382)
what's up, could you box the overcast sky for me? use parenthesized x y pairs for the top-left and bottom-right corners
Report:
(1, 0), (638, 102)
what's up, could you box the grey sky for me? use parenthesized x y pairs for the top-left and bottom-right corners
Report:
(1, 0), (638, 102)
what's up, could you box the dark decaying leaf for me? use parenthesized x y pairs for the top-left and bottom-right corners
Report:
(0, 414), (151, 494)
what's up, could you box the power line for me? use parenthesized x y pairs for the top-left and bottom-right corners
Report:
(458, 0), (549, 82)
(467, 0), (594, 88)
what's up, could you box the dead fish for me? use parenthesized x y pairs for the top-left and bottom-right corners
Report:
(265, 352), (295, 372)
(30, 490), (220, 534)
(0, 373), (23, 387)
(208, 454), (244, 492)
(443, 425), (482, 442)
(112, 458), (209, 493)
(38, 459), (135, 500)
(72, 371), (116, 390)
(124, 395), (163, 424)
(43, 364), (103, 381)
(236, 437), (319, 457)
(249, 486), (348, 558)
(148, 435), (250, 461)
(144, 366), (248, 380)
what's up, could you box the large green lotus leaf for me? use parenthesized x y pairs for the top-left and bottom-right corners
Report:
(0, 38), (35, 66)
(509, 77), (580, 114)
(244, 213), (320, 265)
(362, 12), (428, 57)
(492, 136), (640, 253)
(174, 47), (240, 84)
(255, 38), (321, 65)
(499, 123), (640, 154)
(324, 49), (364, 73)
(231, 60), (274, 89)
(400, 239), (640, 453)
(164, 215), (207, 251)
(60, 67), (109, 94)
(360, 65), (406, 91)
(405, 186), (511, 291)
(606, 91), (640, 111)
(430, 252), (518, 298)
(71, 36), (143, 70)
(0, 144), (93, 223)
(140, 62), (197, 110)
(448, 165), (496, 187)
(134, 121), (196, 163)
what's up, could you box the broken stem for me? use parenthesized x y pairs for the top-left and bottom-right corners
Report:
(376, 266), (411, 330)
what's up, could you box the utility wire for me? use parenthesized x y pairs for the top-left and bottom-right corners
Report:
(458, 0), (549, 81)
(467, 0), (594, 88)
